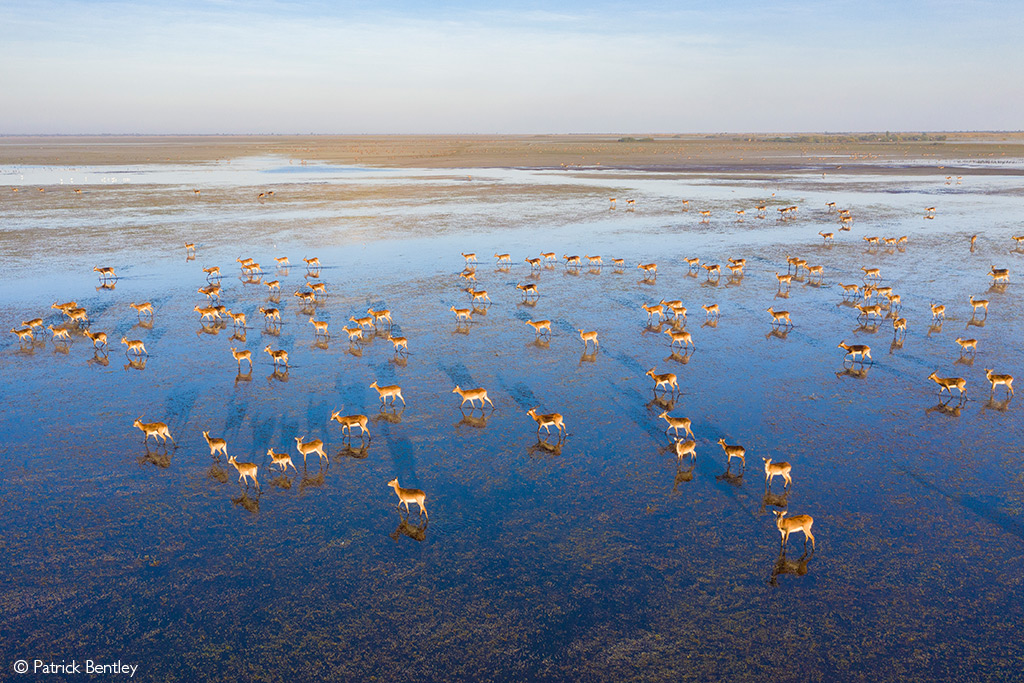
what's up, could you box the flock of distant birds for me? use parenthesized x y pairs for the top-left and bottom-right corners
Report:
(8, 190), (1022, 556)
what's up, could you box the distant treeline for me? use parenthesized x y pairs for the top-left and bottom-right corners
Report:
(755, 133), (948, 143)
(617, 137), (655, 142)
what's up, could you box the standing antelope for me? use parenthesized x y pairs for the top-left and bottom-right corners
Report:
(763, 458), (792, 489)
(931, 303), (946, 320)
(268, 448), (297, 473)
(452, 385), (494, 409)
(294, 436), (328, 468)
(264, 345), (289, 367)
(331, 411), (371, 438)
(776, 272), (793, 289)
(202, 431), (228, 457)
(985, 369), (1014, 396)
(675, 440), (697, 461)
(527, 408), (565, 436)
(969, 296), (989, 316)
(578, 329), (599, 349)
(717, 438), (746, 468)
(230, 347), (252, 370)
(309, 318), (329, 338)
(388, 479), (428, 519)
(773, 510), (815, 551)
(370, 381), (405, 406)
(658, 412), (694, 438)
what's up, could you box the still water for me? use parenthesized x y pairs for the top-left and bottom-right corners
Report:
(1, 160), (1023, 680)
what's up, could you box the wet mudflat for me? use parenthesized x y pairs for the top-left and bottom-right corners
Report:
(1, 160), (1023, 681)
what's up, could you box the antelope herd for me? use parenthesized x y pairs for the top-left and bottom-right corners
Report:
(8, 191), (1020, 562)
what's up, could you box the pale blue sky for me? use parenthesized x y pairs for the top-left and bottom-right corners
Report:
(0, 0), (1019, 134)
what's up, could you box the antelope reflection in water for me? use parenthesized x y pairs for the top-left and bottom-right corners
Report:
(390, 513), (428, 543)
(768, 549), (813, 587)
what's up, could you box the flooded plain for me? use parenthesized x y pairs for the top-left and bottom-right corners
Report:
(2, 157), (1024, 680)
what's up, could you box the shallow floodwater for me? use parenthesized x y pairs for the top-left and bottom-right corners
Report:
(2, 160), (1024, 681)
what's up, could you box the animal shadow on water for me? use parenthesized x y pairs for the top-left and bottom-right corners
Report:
(137, 443), (172, 469)
(529, 436), (563, 457)
(579, 348), (598, 365)
(981, 395), (1013, 414)
(672, 462), (696, 491)
(235, 370), (253, 385)
(374, 406), (405, 424)
(335, 440), (370, 460)
(926, 395), (965, 418)
(646, 395), (676, 412)
(390, 511), (429, 543)
(715, 463), (744, 487)
(124, 357), (147, 372)
(759, 490), (790, 514)
(232, 490), (261, 514)
(765, 327), (790, 341)
(769, 548), (814, 587)
(456, 408), (488, 430)
(267, 368), (290, 383)
(299, 468), (327, 494)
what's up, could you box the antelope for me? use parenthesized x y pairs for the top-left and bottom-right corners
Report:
(838, 283), (860, 297)
(230, 347), (252, 370)
(660, 300), (687, 320)
(735, 209), (745, 219)
(684, 257), (700, 270)
(264, 279), (281, 292)
(675, 440), (697, 461)
(1012, 235), (1024, 247)
(701, 263), (721, 279)
(199, 284), (222, 301)
(93, 266), (116, 280)
(294, 290), (316, 306)
(897, 235), (908, 246)
(638, 262), (658, 277)
(578, 329), (599, 349)
(728, 258), (746, 268)
(611, 258), (625, 268)
(626, 199), (635, 209)
(928, 372), (966, 396)
(185, 242), (196, 255)
(526, 319), (552, 336)
(763, 458), (792, 489)
(449, 306), (472, 323)
(863, 236), (879, 246)
(856, 304), (883, 320)
(717, 438), (745, 468)
(527, 407), (565, 435)
(955, 338), (978, 355)
(766, 307), (791, 326)
(47, 325), (71, 342)
(303, 257), (320, 268)
(120, 337), (147, 356)
(826, 201), (836, 211)
(727, 263), (744, 277)
(990, 266), (1010, 283)
(368, 308), (393, 327)
(459, 269), (477, 282)
(267, 448), (297, 473)
(969, 296), (989, 316)
(309, 318), (329, 338)
(264, 345), (289, 367)
(462, 252), (477, 264)
(195, 305), (221, 321)
(985, 369), (1014, 396)
(682, 200), (691, 210)
(702, 304), (720, 319)
(344, 327), (364, 341)
(203, 266), (220, 278)
(133, 418), (175, 445)
(541, 252), (557, 261)
(387, 334), (408, 354)
(237, 257), (255, 268)
(52, 301), (77, 313)
(306, 282), (327, 294)
(294, 436), (327, 467)
(838, 341), (871, 362)
(65, 307), (89, 325)
(699, 210), (711, 221)
(259, 306), (281, 322)
(517, 283), (538, 298)
(226, 310), (246, 327)
(925, 206), (936, 215)
(84, 329), (107, 348)
(609, 197), (617, 209)
(468, 288), (491, 303)
(202, 431), (227, 457)
(664, 329), (693, 349)
(585, 255), (603, 267)
(646, 368), (678, 393)
(388, 479), (428, 519)
(776, 272), (793, 288)
(10, 327), (33, 344)
(330, 411), (371, 438)
(525, 257), (541, 269)
(806, 264), (824, 281)
(275, 256), (290, 267)
(658, 412), (694, 438)
(452, 385), (494, 409)
(642, 303), (664, 323)
(773, 510), (815, 551)
(838, 215), (854, 230)
(862, 266), (882, 281)
(370, 381), (405, 406)
(129, 302), (154, 318)
(931, 303), (946, 320)
(18, 318), (41, 331)
(893, 317), (907, 336)
(563, 254), (581, 266)
(495, 253), (512, 265)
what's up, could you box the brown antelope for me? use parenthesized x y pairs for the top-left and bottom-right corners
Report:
(1012, 235), (1024, 247)
(388, 479), (428, 519)
(838, 283), (860, 297)
(264, 279), (281, 292)
(766, 307), (791, 327)
(861, 267), (881, 282)
(826, 201), (836, 211)
(642, 303), (664, 323)
(527, 407), (565, 435)
(134, 418), (175, 445)
(702, 304), (720, 319)
(230, 347), (252, 370)
(925, 206), (936, 215)
(893, 317), (907, 336)
(646, 368), (678, 393)
(459, 269), (477, 282)
(563, 254), (581, 266)
(955, 338), (978, 355)
(611, 258), (625, 268)
(309, 318), (329, 338)
(863, 236), (879, 246)
(452, 385), (494, 409)
(897, 235), (908, 246)
(274, 256), (290, 267)
(541, 252), (557, 262)
(93, 266), (116, 281)
(51, 302), (77, 314)
(259, 306), (281, 323)
(185, 242), (196, 255)
(495, 252), (512, 265)
(735, 209), (745, 219)
(727, 263), (744, 277)
(10, 327), (33, 344)
(664, 329), (693, 349)
(928, 372), (966, 396)
(609, 197), (617, 209)
(763, 457), (792, 489)
(449, 306), (472, 323)
(727, 257), (746, 267)
(585, 255), (603, 267)
(525, 257), (541, 269)
(526, 320), (552, 336)
(331, 411), (371, 438)
(717, 438), (745, 468)
(344, 327), (364, 342)
(806, 264), (824, 281)
(203, 266), (220, 278)
(969, 296), (989, 316)
(264, 345), (289, 367)
(387, 334), (408, 354)
(517, 283), (538, 298)
(661, 300), (687, 320)
(225, 310), (246, 328)
(985, 369), (1014, 396)
(129, 302), (154, 318)
(370, 380), (405, 406)
(990, 266), (1010, 283)
(839, 215), (854, 230)
(303, 257), (320, 268)
(47, 325), (71, 342)
(638, 262), (658, 277)
(368, 308), (392, 326)
(931, 303), (946, 320)
(294, 436), (327, 467)
(699, 210), (711, 221)
(658, 412), (694, 438)
(199, 284), (221, 300)
(702, 263), (721, 279)
(773, 510), (815, 551)
(202, 431), (227, 457)
(776, 272), (793, 288)
(838, 341), (871, 362)
(294, 290), (316, 306)
(84, 329), (107, 348)
(684, 257), (700, 270)
(65, 307), (89, 324)
(626, 199), (635, 209)
(675, 440), (697, 461)
(195, 305), (221, 321)
(237, 257), (255, 268)
(856, 304), (883, 320)
(268, 448), (297, 473)
(578, 329), (599, 349)
(120, 337), (147, 356)
(681, 200), (691, 210)
(462, 252), (477, 264)
(468, 288), (491, 303)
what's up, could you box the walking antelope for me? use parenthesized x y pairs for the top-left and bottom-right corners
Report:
(449, 307), (472, 323)
(766, 307), (791, 327)
(267, 448), (297, 473)
(646, 369), (678, 393)
(717, 438), (746, 468)
(133, 418), (175, 445)
(658, 412), (694, 438)
(452, 385), (494, 409)
(527, 408), (565, 436)
(387, 334), (408, 354)
(763, 458), (792, 489)
(969, 296), (990, 316)
(84, 329), (107, 348)
(368, 308), (393, 327)
(309, 318), (329, 338)
(388, 479), (428, 519)
(93, 266), (116, 281)
(120, 337), (148, 356)
(331, 411), (371, 438)
(370, 381), (405, 406)
(928, 372), (966, 396)
(838, 341), (871, 362)
(930, 303), (946, 320)
(664, 329), (693, 349)
(985, 369), (1014, 396)
(702, 304), (720, 319)
(578, 329), (599, 349)
(294, 436), (328, 467)
(47, 325), (71, 342)
(526, 320), (552, 336)
(955, 338), (978, 355)
(641, 303), (664, 324)
(638, 263), (658, 277)
(990, 266), (1009, 283)
(264, 345), (289, 367)
(10, 327), (33, 344)
(494, 253), (512, 265)
(202, 431), (228, 457)
(129, 302), (153, 318)
(230, 347), (252, 369)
